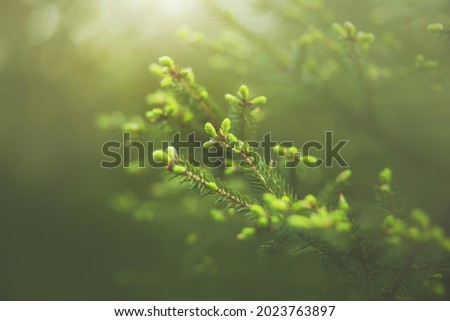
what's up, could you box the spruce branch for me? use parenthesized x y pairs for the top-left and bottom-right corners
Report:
(156, 56), (224, 124)
(153, 147), (254, 211)
(203, 119), (293, 198)
(225, 85), (266, 140)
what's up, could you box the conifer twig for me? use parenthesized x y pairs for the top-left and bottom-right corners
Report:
(179, 165), (252, 209)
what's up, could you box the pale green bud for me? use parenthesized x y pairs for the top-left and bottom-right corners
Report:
(430, 227), (444, 241)
(343, 21), (356, 37)
(185, 232), (198, 246)
(263, 193), (288, 212)
(424, 60), (438, 69)
(239, 85), (250, 99)
(145, 110), (155, 120)
(383, 214), (406, 234)
(300, 155), (318, 165)
(407, 227), (421, 240)
(225, 94), (240, 105)
(411, 209), (430, 229)
(221, 118), (231, 136)
(227, 133), (238, 143)
(250, 107), (261, 118)
(207, 182), (219, 191)
(243, 143), (251, 155)
(330, 209), (346, 221)
(182, 111), (194, 123)
(336, 169), (352, 183)
(199, 90), (208, 100)
(379, 184), (391, 193)
(148, 63), (165, 77)
(172, 165), (187, 175)
(415, 54), (425, 68)
(152, 150), (170, 164)
(204, 122), (217, 138)
(304, 194), (318, 207)
(356, 31), (375, 42)
(310, 214), (331, 228)
(257, 217), (269, 227)
(379, 167), (392, 185)
(166, 146), (178, 161)
(271, 215), (282, 226)
(292, 200), (305, 211)
(250, 96), (267, 105)
(158, 56), (175, 68)
(210, 209), (226, 222)
(165, 102), (178, 115)
(160, 76), (173, 88)
(180, 67), (195, 84)
(336, 221), (352, 232)
(122, 122), (144, 134)
(145, 91), (167, 105)
(332, 23), (347, 38)
(287, 146), (299, 156)
(272, 145), (285, 156)
(250, 205), (266, 217)
(151, 108), (164, 116)
(427, 23), (445, 33)
(236, 227), (256, 240)
(287, 215), (311, 229)
(338, 193), (349, 211)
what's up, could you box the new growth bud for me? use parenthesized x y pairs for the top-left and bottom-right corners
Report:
(152, 150), (170, 164)
(160, 76), (173, 89)
(122, 122), (144, 135)
(221, 118), (231, 136)
(199, 90), (209, 100)
(379, 167), (392, 185)
(166, 146), (178, 162)
(210, 209), (226, 222)
(172, 165), (187, 175)
(343, 21), (356, 37)
(237, 227), (256, 240)
(250, 205), (266, 217)
(336, 169), (352, 183)
(427, 23), (446, 33)
(204, 122), (218, 138)
(227, 133), (238, 143)
(225, 94), (240, 105)
(339, 194), (349, 211)
(239, 85), (250, 99)
(207, 182), (219, 191)
(158, 56), (175, 69)
(250, 96), (267, 105)
(332, 23), (347, 39)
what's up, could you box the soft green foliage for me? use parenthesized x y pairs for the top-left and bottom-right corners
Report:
(144, 73), (450, 298)
(113, 50), (449, 299)
(99, 1), (450, 300)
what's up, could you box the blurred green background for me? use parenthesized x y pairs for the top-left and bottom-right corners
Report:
(1, 0), (449, 300)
